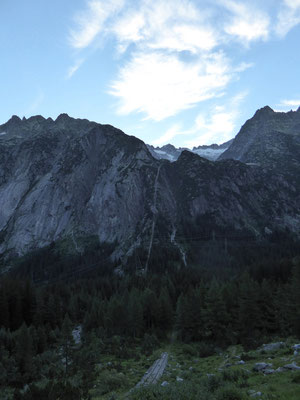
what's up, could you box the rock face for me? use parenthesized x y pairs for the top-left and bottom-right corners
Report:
(0, 110), (299, 264)
(218, 106), (300, 180)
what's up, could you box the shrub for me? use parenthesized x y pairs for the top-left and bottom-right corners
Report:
(216, 385), (246, 400)
(292, 372), (300, 384)
(197, 342), (216, 358)
(94, 370), (129, 395)
(222, 369), (248, 383)
(181, 344), (198, 357)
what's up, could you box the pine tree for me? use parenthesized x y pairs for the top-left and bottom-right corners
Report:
(237, 273), (261, 346)
(142, 288), (159, 330)
(127, 289), (144, 338)
(14, 323), (34, 383)
(289, 259), (300, 336)
(22, 280), (36, 326)
(203, 280), (229, 345)
(0, 287), (9, 328)
(157, 288), (173, 333)
(61, 314), (75, 376)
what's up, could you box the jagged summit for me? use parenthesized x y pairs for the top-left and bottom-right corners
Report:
(254, 105), (274, 116)
(218, 106), (300, 180)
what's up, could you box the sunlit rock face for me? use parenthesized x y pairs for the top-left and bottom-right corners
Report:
(0, 109), (299, 261)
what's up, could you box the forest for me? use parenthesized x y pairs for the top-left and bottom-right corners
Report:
(0, 234), (300, 399)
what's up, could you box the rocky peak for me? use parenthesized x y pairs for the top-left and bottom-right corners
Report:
(253, 105), (274, 118)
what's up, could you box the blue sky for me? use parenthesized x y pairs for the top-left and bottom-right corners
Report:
(1, 0), (300, 147)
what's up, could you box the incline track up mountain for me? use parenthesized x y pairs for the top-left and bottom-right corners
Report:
(144, 165), (161, 273)
(125, 352), (168, 397)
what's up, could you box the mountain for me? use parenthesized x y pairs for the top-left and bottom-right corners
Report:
(219, 106), (300, 179)
(0, 110), (299, 271)
(147, 139), (233, 162)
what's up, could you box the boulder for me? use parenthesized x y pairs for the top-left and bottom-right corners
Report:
(283, 362), (300, 371)
(253, 362), (272, 372)
(250, 391), (262, 398)
(261, 342), (284, 352)
(264, 369), (275, 374)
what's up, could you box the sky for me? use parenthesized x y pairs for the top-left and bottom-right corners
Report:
(1, 0), (300, 148)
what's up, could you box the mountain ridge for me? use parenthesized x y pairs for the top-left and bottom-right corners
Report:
(0, 107), (299, 270)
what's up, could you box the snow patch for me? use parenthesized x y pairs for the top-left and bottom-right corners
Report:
(154, 149), (176, 161)
(193, 148), (227, 161)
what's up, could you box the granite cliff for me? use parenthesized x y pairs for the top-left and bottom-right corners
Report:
(0, 109), (299, 268)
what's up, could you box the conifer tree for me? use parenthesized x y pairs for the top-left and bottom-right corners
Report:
(289, 260), (300, 336)
(61, 314), (74, 376)
(127, 290), (144, 338)
(0, 288), (9, 328)
(15, 324), (34, 382)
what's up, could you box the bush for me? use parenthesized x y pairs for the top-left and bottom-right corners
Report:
(129, 382), (213, 400)
(221, 369), (248, 383)
(94, 370), (129, 395)
(197, 342), (216, 358)
(216, 385), (246, 400)
(205, 374), (224, 392)
(292, 372), (300, 383)
(181, 344), (198, 357)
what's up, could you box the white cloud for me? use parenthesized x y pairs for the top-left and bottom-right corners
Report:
(24, 91), (45, 116)
(110, 51), (232, 121)
(151, 91), (247, 147)
(111, 0), (217, 54)
(66, 59), (84, 79)
(222, 0), (270, 44)
(152, 124), (185, 146)
(276, 0), (300, 37)
(276, 98), (300, 110)
(69, 0), (124, 49)
(66, 0), (283, 127)
(184, 92), (247, 147)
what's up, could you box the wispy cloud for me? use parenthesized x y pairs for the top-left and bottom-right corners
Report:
(221, 0), (270, 44)
(69, 0), (124, 49)
(151, 92), (248, 147)
(184, 92), (248, 147)
(276, 0), (300, 37)
(110, 51), (232, 121)
(66, 59), (85, 79)
(111, 1), (218, 54)
(152, 123), (186, 146)
(107, 0), (257, 121)
(24, 91), (45, 116)
(276, 98), (300, 111)
(66, 0), (292, 127)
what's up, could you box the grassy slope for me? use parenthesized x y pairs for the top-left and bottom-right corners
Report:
(91, 339), (300, 400)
